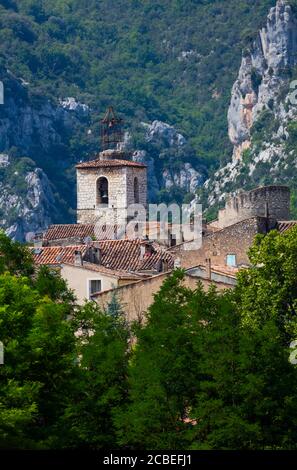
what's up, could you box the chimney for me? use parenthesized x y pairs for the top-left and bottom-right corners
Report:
(93, 247), (102, 265)
(33, 232), (43, 249)
(74, 250), (83, 266)
(140, 241), (154, 259)
(140, 244), (145, 260)
(162, 259), (169, 272)
(205, 258), (211, 280)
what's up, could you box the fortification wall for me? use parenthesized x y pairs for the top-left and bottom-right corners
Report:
(216, 186), (290, 229)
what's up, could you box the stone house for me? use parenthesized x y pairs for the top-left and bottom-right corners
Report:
(93, 265), (237, 323)
(170, 185), (296, 270)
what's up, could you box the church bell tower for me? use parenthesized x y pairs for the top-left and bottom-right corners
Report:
(76, 107), (147, 228)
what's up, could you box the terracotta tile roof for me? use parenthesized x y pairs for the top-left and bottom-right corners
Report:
(276, 221), (297, 234)
(44, 222), (191, 243)
(211, 264), (239, 277)
(43, 224), (129, 242)
(76, 159), (146, 169)
(98, 239), (174, 272)
(44, 224), (95, 241)
(186, 264), (238, 278)
(63, 261), (143, 280)
(31, 245), (88, 265)
(32, 240), (174, 273)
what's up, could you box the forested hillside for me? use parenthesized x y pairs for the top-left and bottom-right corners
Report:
(0, 0), (276, 166)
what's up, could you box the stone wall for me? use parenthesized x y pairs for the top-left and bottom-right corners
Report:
(95, 271), (233, 323)
(170, 216), (270, 269)
(213, 186), (290, 229)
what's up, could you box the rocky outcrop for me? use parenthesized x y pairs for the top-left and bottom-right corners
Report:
(144, 120), (187, 147)
(0, 69), (89, 240)
(204, 0), (297, 209)
(0, 71), (89, 154)
(163, 163), (204, 194)
(0, 161), (55, 241)
(131, 120), (205, 199)
(228, 0), (297, 160)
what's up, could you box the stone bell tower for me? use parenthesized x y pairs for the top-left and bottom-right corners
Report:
(76, 107), (147, 226)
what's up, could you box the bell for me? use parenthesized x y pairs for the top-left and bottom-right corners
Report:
(101, 191), (108, 199)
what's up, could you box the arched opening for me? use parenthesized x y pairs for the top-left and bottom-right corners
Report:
(134, 177), (139, 203)
(97, 177), (109, 205)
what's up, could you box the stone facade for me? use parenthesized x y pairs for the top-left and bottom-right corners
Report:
(170, 216), (271, 269)
(211, 186), (290, 229)
(95, 270), (233, 323)
(77, 152), (147, 226)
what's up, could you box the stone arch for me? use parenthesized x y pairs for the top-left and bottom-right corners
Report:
(134, 176), (139, 203)
(96, 176), (109, 205)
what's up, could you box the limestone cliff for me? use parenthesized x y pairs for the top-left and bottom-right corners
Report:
(0, 157), (55, 241)
(131, 120), (205, 200)
(228, 0), (297, 160)
(0, 68), (89, 240)
(204, 0), (297, 211)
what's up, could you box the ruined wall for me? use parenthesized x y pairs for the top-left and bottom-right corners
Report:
(214, 186), (290, 229)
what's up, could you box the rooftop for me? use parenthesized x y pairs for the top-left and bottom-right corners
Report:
(276, 220), (297, 233)
(76, 158), (147, 169)
(31, 239), (174, 273)
(97, 239), (174, 272)
(31, 245), (88, 265)
(62, 261), (143, 280)
(43, 222), (189, 243)
(43, 224), (95, 241)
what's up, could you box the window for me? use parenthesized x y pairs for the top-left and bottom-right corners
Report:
(134, 177), (139, 203)
(89, 279), (102, 298)
(170, 234), (177, 247)
(97, 177), (109, 205)
(226, 254), (237, 267)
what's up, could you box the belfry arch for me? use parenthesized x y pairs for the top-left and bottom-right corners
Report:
(96, 176), (109, 205)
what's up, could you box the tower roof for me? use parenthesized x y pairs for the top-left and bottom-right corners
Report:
(76, 158), (147, 169)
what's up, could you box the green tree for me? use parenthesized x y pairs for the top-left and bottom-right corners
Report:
(0, 271), (78, 448)
(0, 233), (78, 448)
(115, 270), (202, 449)
(61, 302), (130, 449)
(0, 230), (34, 277)
(189, 227), (297, 450)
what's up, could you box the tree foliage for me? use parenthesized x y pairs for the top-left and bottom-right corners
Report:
(3, 227), (297, 449)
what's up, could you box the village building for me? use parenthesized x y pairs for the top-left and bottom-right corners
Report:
(169, 185), (296, 270)
(32, 238), (175, 305)
(76, 150), (147, 226)
(93, 264), (237, 323)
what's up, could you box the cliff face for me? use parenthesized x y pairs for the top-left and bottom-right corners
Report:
(228, 0), (297, 160)
(131, 120), (206, 201)
(0, 71), (87, 155)
(204, 0), (297, 210)
(0, 162), (55, 241)
(0, 69), (89, 240)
